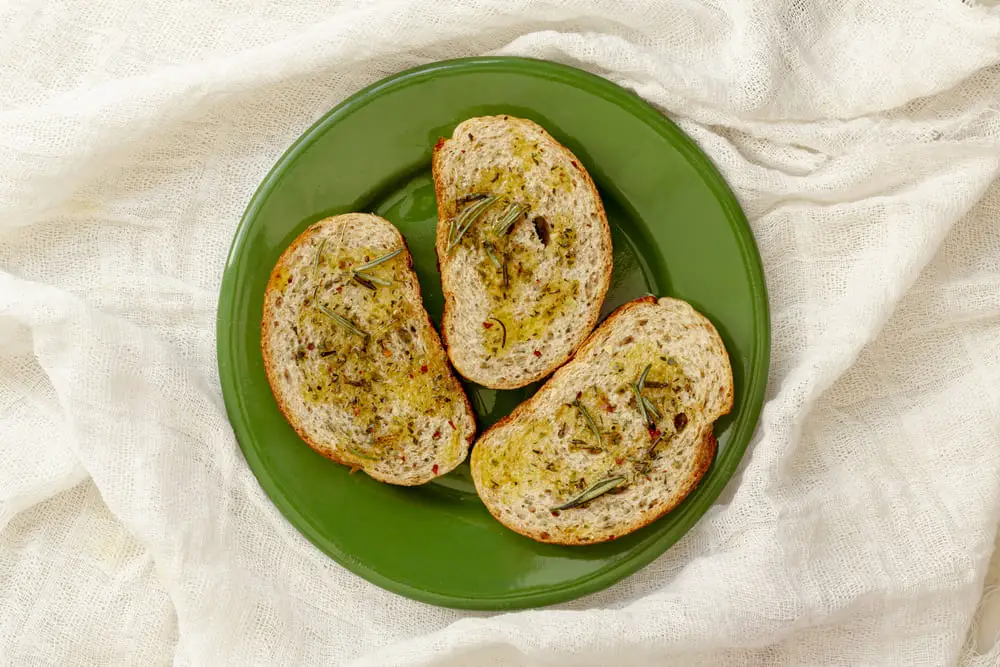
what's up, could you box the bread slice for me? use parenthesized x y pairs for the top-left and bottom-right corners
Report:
(432, 115), (613, 389)
(470, 296), (733, 544)
(261, 213), (476, 485)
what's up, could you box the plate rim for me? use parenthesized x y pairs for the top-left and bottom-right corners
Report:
(217, 56), (771, 609)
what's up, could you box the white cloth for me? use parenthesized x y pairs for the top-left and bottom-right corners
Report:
(2, 1), (1000, 665)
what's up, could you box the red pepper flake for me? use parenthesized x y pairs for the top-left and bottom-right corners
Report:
(533, 350), (541, 357)
(608, 534), (615, 540)
(649, 427), (661, 440)
(615, 457), (624, 465)
(353, 407), (360, 417)
(576, 391), (583, 400)
(336, 285), (343, 293)
(551, 510), (560, 517)
(420, 364), (428, 373)
(307, 343), (314, 350)
(606, 405), (616, 413)
(401, 456), (406, 462)
(432, 464), (439, 474)
(482, 321), (493, 329)
(287, 276), (293, 284)
(448, 419), (456, 429)
(432, 430), (441, 440)
(540, 532), (550, 540)
(408, 372), (414, 379)
(571, 160), (578, 168)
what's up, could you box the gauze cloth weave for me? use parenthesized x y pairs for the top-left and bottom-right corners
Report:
(2, 1), (1000, 665)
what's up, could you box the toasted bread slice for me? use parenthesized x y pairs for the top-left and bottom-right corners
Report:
(261, 213), (476, 485)
(470, 296), (733, 544)
(433, 115), (613, 389)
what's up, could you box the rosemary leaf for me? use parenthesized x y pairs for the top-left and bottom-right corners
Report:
(353, 270), (391, 286)
(448, 195), (500, 251)
(347, 446), (378, 461)
(317, 304), (369, 340)
(457, 193), (489, 205)
(637, 363), (652, 393)
(354, 247), (402, 272)
(631, 382), (649, 425)
(633, 363), (659, 426)
(313, 238), (327, 276)
(642, 396), (662, 420)
(572, 398), (603, 447)
(552, 476), (626, 511)
(494, 202), (528, 235)
(483, 242), (502, 269)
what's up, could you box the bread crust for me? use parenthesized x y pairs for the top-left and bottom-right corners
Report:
(433, 115), (613, 389)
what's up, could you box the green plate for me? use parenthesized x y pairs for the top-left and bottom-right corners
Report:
(217, 57), (769, 610)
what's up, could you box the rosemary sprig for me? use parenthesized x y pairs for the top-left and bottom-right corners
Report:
(551, 476), (626, 511)
(313, 238), (327, 276)
(489, 316), (507, 348)
(493, 202), (527, 235)
(354, 247), (402, 272)
(637, 363), (652, 393)
(316, 304), (369, 340)
(633, 363), (659, 427)
(572, 398), (603, 447)
(346, 248), (400, 289)
(448, 195), (499, 252)
(347, 446), (378, 461)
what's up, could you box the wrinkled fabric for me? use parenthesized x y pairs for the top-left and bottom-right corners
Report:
(2, 1), (1000, 665)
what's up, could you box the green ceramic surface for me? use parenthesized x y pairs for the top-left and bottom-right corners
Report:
(217, 57), (769, 610)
